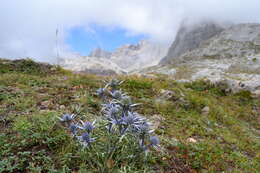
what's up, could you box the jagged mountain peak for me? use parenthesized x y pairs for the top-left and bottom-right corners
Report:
(89, 47), (111, 58)
(60, 40), (168, 74)
(110, 40), (168, 71)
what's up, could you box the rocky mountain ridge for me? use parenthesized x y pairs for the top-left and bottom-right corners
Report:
(89, 48), (111, 59)
(59, 55), (126, 75)
(110, 40), (168, 71)
(59, 40), (168, 74)
(138, 22), (260, 93)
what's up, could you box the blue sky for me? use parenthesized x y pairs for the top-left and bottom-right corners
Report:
(66, 25), (147, 56)
(2, 0), (260, 62)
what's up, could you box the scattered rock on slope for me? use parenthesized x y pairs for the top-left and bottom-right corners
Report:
(140, 22), (260, 92)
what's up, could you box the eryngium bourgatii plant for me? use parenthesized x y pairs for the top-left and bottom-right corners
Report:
(59, 78), (160, 153)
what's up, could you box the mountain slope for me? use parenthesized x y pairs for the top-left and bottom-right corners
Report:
(141, 23), (260, 92)
(0, 58), (259, 172)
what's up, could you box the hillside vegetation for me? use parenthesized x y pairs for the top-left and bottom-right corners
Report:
(0, 59), (259, 172)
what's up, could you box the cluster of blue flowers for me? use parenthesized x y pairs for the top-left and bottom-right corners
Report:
(58, 113), (96, 147)
(59, 79), (159, 151)
(98, 79), (160, 150)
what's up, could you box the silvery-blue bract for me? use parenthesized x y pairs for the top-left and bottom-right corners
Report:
(101, 102), (119, 112)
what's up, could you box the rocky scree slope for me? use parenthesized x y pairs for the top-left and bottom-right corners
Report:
(140, 23), (260, 93)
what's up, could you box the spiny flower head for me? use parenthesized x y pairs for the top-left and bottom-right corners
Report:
(79, 120), (96, 133)
(59, 113), (76, 122)
(117, 96), (141, 113)
(104, 104), (121, 119)
(149, 136), (160, 147)
(135, 121), (153, 137)
(122, 112), (144, 126)
(69, 123), (78, 135)
(102, 103), (123, 132)
(96, 88), (106, 98)
(78, 132), (96, 147)
(110, 90), (126, 100)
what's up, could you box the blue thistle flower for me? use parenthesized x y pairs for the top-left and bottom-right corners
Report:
(106, 114), (123, 133)
(137, 121), (153, 132)
(101, 102), (119, 112)
(103, 103), (124, 133)
(78, 120), (96, 133)
(69, 123), (78, 135)
(116, 96), (141, 115)
(104, 104), (121, 119)
(121, 112), (145, 134)
(78, 132), (96, 147)
(110, 90), (126, 100)
(122, 112), (145, 125)
(96, 88), (106, 99)
(149, 136), (160, 147)
(135, 121), (153, 149)
(59, 113), (76, 123)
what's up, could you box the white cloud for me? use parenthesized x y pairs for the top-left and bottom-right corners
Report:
(1, 0), (260, 62)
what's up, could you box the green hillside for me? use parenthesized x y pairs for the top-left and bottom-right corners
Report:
(0, 59), (259, 172)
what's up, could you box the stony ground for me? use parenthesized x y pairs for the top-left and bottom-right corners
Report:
(137, 57), (260, 94)
(0, 59), (259, 172)
(144, 23), (260, 94)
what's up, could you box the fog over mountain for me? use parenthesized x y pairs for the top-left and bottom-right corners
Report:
(1, 0), (260, 63)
